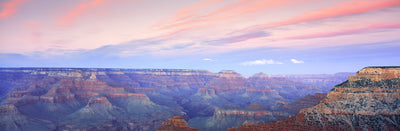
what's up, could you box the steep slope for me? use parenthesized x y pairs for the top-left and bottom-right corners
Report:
(1, 70), (186, 130)
(0, 104), (55, 131)
(157, 116), (199, 131)
(277, 93), (327, 114)
(189, 103), (289, 131)
(229, 66), (400, 131)
(0, 69), (46, 101)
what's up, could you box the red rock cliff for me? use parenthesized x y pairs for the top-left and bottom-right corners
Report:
(229, 67), (400, 131)
(156, 116), (199, 131)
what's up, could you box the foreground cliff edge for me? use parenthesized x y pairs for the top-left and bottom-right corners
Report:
(228, 66), (400, 131)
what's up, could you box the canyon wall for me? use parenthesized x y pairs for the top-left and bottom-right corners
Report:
(0, 68), (339, 130)
(229, 66), (400, 131)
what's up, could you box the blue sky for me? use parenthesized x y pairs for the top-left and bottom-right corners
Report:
(1, 0), (400, 76)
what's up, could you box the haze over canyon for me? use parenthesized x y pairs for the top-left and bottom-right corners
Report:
(0, 67), (353, 130)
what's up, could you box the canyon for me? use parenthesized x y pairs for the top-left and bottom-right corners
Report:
(229, 66), (400, 131)
(0, 68), (352, 130)
(274, 72), (354, 93)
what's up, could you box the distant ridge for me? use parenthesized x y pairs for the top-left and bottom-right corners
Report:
(0, 67), (210, 72)
(245, 103), (266, 110)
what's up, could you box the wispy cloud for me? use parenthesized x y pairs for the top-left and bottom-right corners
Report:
(0, 0), (28, 20)
(241, 0), (400, 32)
(149, 0), (400, 56)
(241, 59), (283, 66)
(208, 31), (269, 45)
(57, 0), (106, 26)
(21, 21), (40, 29)
(152, 0), (292, 31)
(1, 0), (399, 60)
(282, 22), (400, 40)
(151, 0), (225, 30)
(291, 59), (304, 64)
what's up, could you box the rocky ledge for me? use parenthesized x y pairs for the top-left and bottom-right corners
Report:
(157, 116), (199, 131)
(229, 66), (400, 131)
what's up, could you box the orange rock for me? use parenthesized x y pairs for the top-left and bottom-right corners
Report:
(156, 116), (199, 131)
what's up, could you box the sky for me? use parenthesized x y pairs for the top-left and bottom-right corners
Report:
(0, 0), (400, 76)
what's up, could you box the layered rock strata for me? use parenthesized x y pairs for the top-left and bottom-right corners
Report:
(229, 66), (400, 131)
(157, 116), (199, 131)
(0, 68), (345, 130)
(0, 71), (185, 130)
(189, 103), (289, 131)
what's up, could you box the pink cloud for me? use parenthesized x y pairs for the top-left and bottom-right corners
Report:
(21, 20), (40, 29)
(199, 0), (292, 23)
(282, 22), (400, 40)
(57, 0), (106, 26)
(213, 0), (290, 17)
(152, 0), (293, 31)
(173, 0), (225, 20)
(252, 0), (400, 30)
(0, 0), (28, 20)
(151, 0), (225, 30)
(30, 31), (41, 43)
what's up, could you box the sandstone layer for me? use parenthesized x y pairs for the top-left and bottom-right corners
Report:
(229, 66), (400, 131)
(157, 116), (199, 131)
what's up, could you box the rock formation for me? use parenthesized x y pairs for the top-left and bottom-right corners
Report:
(189, 103), (290, 131)
(279, 93), (327, 114)
(0, 104), (54, 131)
(157, 116), (199, 131)
(229, 66), (400, 131)
(0, 68), (347, 130)
(0, 69), (186, 130)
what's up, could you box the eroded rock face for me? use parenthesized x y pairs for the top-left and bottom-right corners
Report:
(229, 67), (400, 131)
(189, 103), (290, 131)
(157, 116), (199, 131)
(279, 93), (327, 114)
(0, 68), (344, 130)
(349, 67), (400, 81)
(0, 104), (55, 131)
(0, 72), (186, 131)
